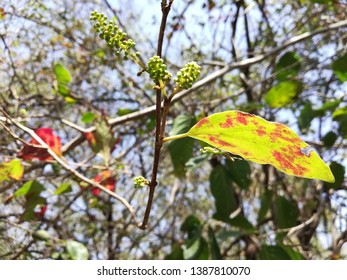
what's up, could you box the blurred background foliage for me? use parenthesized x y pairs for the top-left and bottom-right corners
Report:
(0, 0), (346, 259)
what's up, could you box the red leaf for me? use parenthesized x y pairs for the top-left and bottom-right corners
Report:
(18, 128), (62, 161)
(91, 170), (116, 196)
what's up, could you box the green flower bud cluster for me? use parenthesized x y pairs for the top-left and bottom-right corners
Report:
(174, 61), (201, 89)
(133, 176), (149, 189)
(147, 56), (172, 83)
(90, 11), (135, 59)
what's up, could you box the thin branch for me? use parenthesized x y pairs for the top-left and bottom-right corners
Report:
(139, 0), (174, 230)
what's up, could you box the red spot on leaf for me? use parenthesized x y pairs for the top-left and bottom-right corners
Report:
(272, 150), (308, 176)
(195, 118), (210, 128)
(219, 117), (234, 128)
(236, 112), (248, 125)
(18, 128), (62, 161)
(91, 170), (116, 196)
(208, 136), (236, 149)
(256, 129), (266, 136)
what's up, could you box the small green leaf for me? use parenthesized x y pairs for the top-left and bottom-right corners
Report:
(117, 108), (136, 116)
(332, 53), (347, 82)
(322, 131), (338, 148)
(275, 52), (301, 81)
(325, 162), (345, 189)
(0, 159), (24, 183)
(230, 214), (255, 231)
(14, 181), (46, 221)
(168, 115), (196, 177)
(225, 159), (251, 190)
(258, 244), (305, 260)
(181, 215), (202, 243)
(185, 154), (210, 169)
(210, 164), (238, 222)
(257, 190), (273, 224)
(53, 63), (72, 84)
(208, 226), (222, 260)
(265, 80), (303, 108)
(333, 107), (347, 137)
(181, 215), (209, 260)
(81, 112), (96, 123)
(165, 243), (184, 260)
(14, 180), (44, 198)
(298, 103), (319, 133)
(274, 196), (299, 229)
(54, 182), (72, 195)
(66, 240), (89, 260)
(53, 63), (72, 97)
(182, 237), (209, 260)
(186, 111), (335, 182)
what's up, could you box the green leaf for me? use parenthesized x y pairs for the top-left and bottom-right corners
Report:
(53, 63), (72, 84)
(257, 190), (273, 224)
(317, 99), (341, 114)
(165, 243), (184, 260)
(210, 164), (237, 222)
(0, 159), (24, 183)
(274, 196), (299, 229)
(14, 181), (46, 221)
(225, 159), (251, 190)
(265, 80), (303, 108)
(230, 214), (255, 231)
(117, 108), (136, 116)
(258, 245), (290, 260)
(333, 107), (347, 137)
(185, 111), (335, 182)
(258, 245), (305, 260)
(332, 53), (347, 82)
(208, 226), (222, 260)
(185, 154), (210, 169)
(53, 63), (72, 97)
(66, 240), (89, 260)
(81, 112), (96, 123)
(298, 103), (318, 133)
(54, 182), (72, 195)
(180, 215), (209, 260)
(14, 180), (44, 198)
(322, 131), (338, 148)
(275, 52), (301, 81)
(168, 115), (196, 177)
(325, 162), (345, 189)
(181, 215), (202, 243)
(182, 237), (209, 260)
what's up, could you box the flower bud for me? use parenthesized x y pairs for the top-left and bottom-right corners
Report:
(174, 61), (201, 89)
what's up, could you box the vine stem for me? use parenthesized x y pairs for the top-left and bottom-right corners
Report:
(162, 132), (189, 143)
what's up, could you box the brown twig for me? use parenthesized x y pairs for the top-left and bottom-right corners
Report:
(139, 0), (174, 230)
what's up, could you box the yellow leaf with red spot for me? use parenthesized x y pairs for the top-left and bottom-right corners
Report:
(186, 111), (334, 182)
